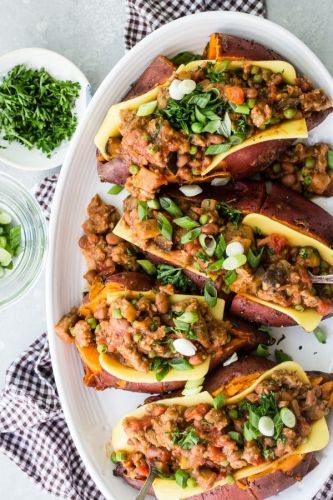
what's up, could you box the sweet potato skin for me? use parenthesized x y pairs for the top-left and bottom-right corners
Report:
(81, 316), (269, 393)
(114, 452), (318, 500)
(203, 33), (282, 61)
(230, 294), (296, 328)
(123, 55), (175, 100)
(261, 182), (333, 248)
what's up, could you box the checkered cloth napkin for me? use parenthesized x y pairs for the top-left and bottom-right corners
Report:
(1, 1), (332, 499)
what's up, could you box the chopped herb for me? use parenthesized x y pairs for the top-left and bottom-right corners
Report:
(247, 247), (264, 268)
(217, 202), (242, 225)
(213, 392), (226, 409)
(256, 344), (270, 358)
(228, 431), (243, 445)
(205, 143), (231, 155)
(156, 264), (197, 292)
(175, 469), (190, 488)
(258, 325), (272, 334)
(0, 64), (80, 157)
(275, 349), (293, 363)
(171, 427), (202, 450)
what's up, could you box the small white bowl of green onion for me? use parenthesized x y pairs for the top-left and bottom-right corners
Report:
(0, 173), (47, 309)
(0, 48), (90, 170)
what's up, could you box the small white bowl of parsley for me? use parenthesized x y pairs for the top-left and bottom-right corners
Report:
(0, 47), (90, 170)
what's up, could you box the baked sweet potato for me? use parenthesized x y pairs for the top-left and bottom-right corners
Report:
(114, 180), (333, 330)
(111, 359), (332, 499)
(96, 34), (332, 190)
(73, 271), (270, 393)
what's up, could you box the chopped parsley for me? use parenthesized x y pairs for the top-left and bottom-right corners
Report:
(0, 64), (81, 157)
(171, 427), (203, 450)
(217, 202), (242, 226)
(156, 264), (197, 292)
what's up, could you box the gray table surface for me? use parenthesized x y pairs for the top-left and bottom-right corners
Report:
(0, 1), (332, 498)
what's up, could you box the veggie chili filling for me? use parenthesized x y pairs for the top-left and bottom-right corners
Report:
(113, 370), (329, 490)
(106, 61), (331, 197)
(67, 291), (233, 381)
(122, 195), (333, 315)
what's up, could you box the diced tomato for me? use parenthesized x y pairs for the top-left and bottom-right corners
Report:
(259, 233), (288, 254)
(317, 299), (333, 316)
(136, 464), (150, 477)
(225, 86), (245, 105)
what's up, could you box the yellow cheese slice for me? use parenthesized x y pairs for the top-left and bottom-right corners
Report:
(112, 361), (329, 500)
(99, 353), (211, 383)
(94, 86), (161, 158)
(177, 59), (297, 84)
(240, 294), (322, 332)
(99, 291), (224, 382)
(243, 213), (333, 265)
(113, 218), (209, 279)
(202, 118), (308, 175)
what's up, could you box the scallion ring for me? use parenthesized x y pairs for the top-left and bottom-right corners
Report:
(199, 233), (216, 256)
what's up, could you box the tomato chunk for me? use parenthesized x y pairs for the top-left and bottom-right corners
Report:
(225, 86), (245, 105)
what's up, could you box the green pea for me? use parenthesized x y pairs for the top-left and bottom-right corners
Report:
(305, 157), (315, 168)
(253, 74), (263, 83)
(133, 333), (142, 343)
(129, 164), (139, 175)
(112, 308), (122, 319)
(187, 478), (197, 487)
(272, 163), (281, 173)
(303, 175), (312, 186)
(199, 214), (209, 225)
(247, 98), (256, 109)
(191, 122), (203, 133)
(189, 145), (198, 155)
(251, 65), (260, 75)
(283, 108), (297, 119)
(97, 344), (108, 354)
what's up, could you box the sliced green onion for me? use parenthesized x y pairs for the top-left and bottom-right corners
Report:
(168, 358), (193, 370)
(180, 227), (201, 245)
(137, 259), (157, 275)
(224, 270), (237, 286)
(97, 343), (108, 353)
(213, 392), (226, 409)
(136, 100), (158, 116)
(195, 106), (206, 123)
(138, 200), (148, 221)
(174, 216), (199, 229)
(159, 197), (183, 217)
(215, 60), (230, 72)
(177, 311), (199, 324)
(173, 319), (190, 332)
(182, 386), (203, 396)
(157, 213), (173, 240)
(228, 431), (243, 444)
(107, 184), (123, 195)
(256, 344), (270, 358)
(175, 469), (189, 488)
(0, 211), (12, 224)
(327, 150), (333, 169)
(184, 377), (205, 390)
(204, 279), (217, 308)
(206, 143), (231, 155)
(230, 133), (246, 145)
(202, 119), (221, 134)
(247, 247), (264, 268)
(275, 349), (293, 363)
(115, 451), (127, 462)
(231, 103), (250, 115)
(199, 234), (216, 256)
(222, 254), (247, 271)
(280, 407), (296, 428)
(207, 258), (224, 272)
(314, 326), (327, 344)
(0, 248), (12, 266)
(247, 98), (256, 109)
(147, 198), (160, 209)
(215, 234), (227, 259)
(258, 416), (274, 437)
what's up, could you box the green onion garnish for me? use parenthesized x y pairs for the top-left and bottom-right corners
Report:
(137, 259), (157, 275)
(108, 184), (123, 195)
(159, 197), (183, 217)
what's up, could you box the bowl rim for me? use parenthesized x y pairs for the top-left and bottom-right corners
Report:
(46, 10), (333, 500)
(0, 47), (91, 171)
(0, 171), (48, 310)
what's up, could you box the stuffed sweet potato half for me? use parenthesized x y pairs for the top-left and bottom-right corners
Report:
(55, 272), (269, 393)
(113, 180), (333, 331)
(111, 360), (333, 500)
(95, 33), (332, 198)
